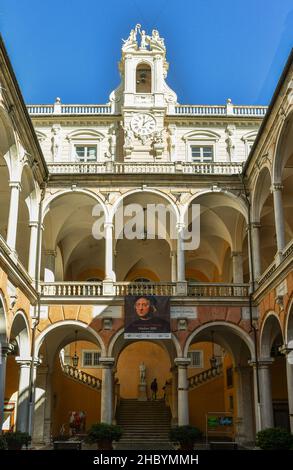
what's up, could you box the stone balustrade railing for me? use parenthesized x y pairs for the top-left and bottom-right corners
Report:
(40, 281), (249, 298)
(41, 282), (103, 297)
(27, 104), (112, 115)
(62, 363), (102, 390)
(257, 239), (293, 286)
(27, 103), (267, 117)
(114, 282), (177, 296)
(188, 364), (223, 390)
(188, 283), (249, 297)
(47, 161), (244, 175)
(174, 105), (267, 117)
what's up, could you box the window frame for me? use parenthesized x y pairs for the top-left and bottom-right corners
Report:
(81, 349), (101, 368)
(67, 130), (104, 162)
(187, 350), (204, 368)
(190, 144), (214, 163)
(183, 131), (220, 163)
(75, 144), (98, 163)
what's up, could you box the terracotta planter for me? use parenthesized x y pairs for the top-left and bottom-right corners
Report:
(180, 441), (194, 451)
(97, 439), (113, 450)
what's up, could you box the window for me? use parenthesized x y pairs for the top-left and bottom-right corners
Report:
(75, 145), (97, 162)
(191, 146), (213, 163)
(82, 350), (100, 367)
(133, 278), (151, 282)
(188, 350), (203, 368)
(226, 367), (233, 388)
(136, 63), (152, 93)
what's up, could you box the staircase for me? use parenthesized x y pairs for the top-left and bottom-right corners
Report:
(188, 364), (223, 390)
(115, 399), (172, 450)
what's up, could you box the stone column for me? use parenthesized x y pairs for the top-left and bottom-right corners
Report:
(231, 252), (244, 283)
(170, 251), (177, 282)
(15, 357), (31, 432)
(44, 250), (57, 282)
(104, 222), (115, 281)
(171, 367), (178, 425)
(0, 343), (11, 429)
(28, 222), (39, 279)
(100, 358), (115, 424)
(234, 366), (254, 444)
(279, 344), (293, 432)
(176, 227), (185, 282)
(6, 182), (21, 252)
(272, 184), (286, 261)
(32, 366), (52, 444)
(250, 222), (262, 280)
(250, 359), (274, 430)
(174, 358), (190, 426)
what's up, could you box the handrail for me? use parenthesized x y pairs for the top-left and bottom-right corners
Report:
(188, 364), (223, 390)
(61, 361), (102, 391)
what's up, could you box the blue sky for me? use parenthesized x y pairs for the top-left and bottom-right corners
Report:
(0, 0), (292, 105)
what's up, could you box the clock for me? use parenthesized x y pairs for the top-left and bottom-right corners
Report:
(130, 113), (156, 136)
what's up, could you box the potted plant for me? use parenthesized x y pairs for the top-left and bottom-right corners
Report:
(0, 434), (7, 450)
(169, 425), (202, 451)
(4, 431), (31, 450)
(86, 423), (123, 450)
(256, 427), (293, 450)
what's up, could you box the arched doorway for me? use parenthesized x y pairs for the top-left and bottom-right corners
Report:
(33, 322), (104, 443)
(184, 322), (255, 445)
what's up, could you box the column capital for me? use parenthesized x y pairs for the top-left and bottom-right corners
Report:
(15, 356), (32, 367)
(104, 222), (114, 230)
(249, 358), (274, 368)
(251, 222), (261, 229)
(9, 181), (21, 190)
(0, 342), (14, 356)
(174, 357), (191, 368)
(29, 220), (39, 229)
(231, 251), (243, 257)
(278, 344), (293, 355)
(44, 249), (57, 258)
(99, 357), (115, 368)
(271, 183), (284, 192)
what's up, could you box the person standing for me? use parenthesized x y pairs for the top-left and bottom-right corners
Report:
(150, 378), (158, 400)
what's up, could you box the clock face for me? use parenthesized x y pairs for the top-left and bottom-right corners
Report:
(131, 113), (156, 136)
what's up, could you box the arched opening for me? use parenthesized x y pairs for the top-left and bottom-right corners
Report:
(42, 192), (106, 281)
(0, 110), (16, 242)
(184, 323), (254, 444)
(136, 63), (152, 93)
(108, 330), (179, 449)
(252, 167), (277, 273)
(273, 112), (293, 248)
(114, 191), (177, 282)
(6, 312), (31, 432)
(185, 192), (247, 283)
(34, 322), (104, 443)
(261, 314), (289, 430)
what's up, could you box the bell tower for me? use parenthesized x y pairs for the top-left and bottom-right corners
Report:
(109, 25), (177, 161)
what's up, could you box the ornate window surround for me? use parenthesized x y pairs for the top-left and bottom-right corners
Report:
(182, 130), (220, 162)
(242, 130), (258, 158)
(66, 129), (105, 162)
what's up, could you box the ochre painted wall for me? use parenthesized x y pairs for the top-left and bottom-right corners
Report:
(189, 375), (225, 433)
(271, 357), (288, 400)
(117, 341), (171, 399)
(51, 356), (101, 436)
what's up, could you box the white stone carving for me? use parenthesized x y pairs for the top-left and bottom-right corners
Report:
(225, 124), (236, 161)
(51, 124), (62, 160)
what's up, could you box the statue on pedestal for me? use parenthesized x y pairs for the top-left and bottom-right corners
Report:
(139, 362), (146, 383)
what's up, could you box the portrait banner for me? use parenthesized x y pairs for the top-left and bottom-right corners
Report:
(124, 295), (171, 339)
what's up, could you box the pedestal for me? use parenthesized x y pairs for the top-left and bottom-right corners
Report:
(138, 382), (147, 401)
